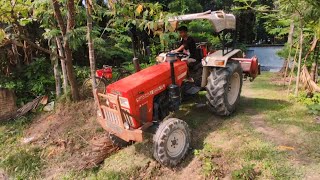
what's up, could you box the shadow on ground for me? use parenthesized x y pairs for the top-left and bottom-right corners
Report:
(237, 96), (292, 115)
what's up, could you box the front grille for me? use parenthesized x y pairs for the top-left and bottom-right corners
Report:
(104, 109), (121, 126)
(104, 107), (133, 129)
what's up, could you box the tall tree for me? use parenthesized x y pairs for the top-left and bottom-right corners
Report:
(52, 0), (80, 101)
(85, 0), (97, 100)
(56, 37), (69, 94)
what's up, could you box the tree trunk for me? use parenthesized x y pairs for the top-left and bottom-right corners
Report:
(56, 37), (68, 94)
(310, 39), (318, 82)
(283, 22), (295, 80)
(287, 44), (299, 94)
(51, 41), (62, 97)
(52, 0), (80, 101)
(310, 62), (317, 81)
(295, 25), (304, 96)
(85, 0), (97, 101)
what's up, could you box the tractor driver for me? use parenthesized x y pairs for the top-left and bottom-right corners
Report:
(172, 26), (199, 66)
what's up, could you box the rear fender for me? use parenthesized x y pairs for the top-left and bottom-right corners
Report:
(201, 49), (243, 87)
(202, 49), (243, 67)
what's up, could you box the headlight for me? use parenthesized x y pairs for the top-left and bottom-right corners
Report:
(119, 97), (130, 108)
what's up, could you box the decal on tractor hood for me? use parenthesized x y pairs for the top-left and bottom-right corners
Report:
(136, 84), (165, 102)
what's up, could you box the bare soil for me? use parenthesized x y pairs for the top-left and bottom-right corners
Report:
(23, 100), (116, 179)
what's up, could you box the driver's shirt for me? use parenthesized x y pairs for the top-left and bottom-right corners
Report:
(180, 36), (199, 61)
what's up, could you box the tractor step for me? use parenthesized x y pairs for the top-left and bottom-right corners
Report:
(185, 86), (201, 95)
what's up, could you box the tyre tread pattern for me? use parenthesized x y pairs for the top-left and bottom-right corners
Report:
(206, 62), (243, 116)
(153, 118), (190, 167)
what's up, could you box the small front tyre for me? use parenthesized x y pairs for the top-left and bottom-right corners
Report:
(153, 118), (191, 167)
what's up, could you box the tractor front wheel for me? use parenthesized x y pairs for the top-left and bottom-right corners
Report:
(153, 118), (190, 167)
(206, 61), (243, 116)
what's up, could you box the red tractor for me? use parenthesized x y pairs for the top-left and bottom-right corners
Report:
(94, 11), (260, 167)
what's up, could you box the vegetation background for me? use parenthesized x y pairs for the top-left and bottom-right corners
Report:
(0, 0), (297, 104)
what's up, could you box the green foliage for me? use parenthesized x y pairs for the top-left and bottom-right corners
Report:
(74, 66), (90, 83)
(23, 58), (55, 95)
(0, 57), (55, 104)
(0, 0), (32, 24)
(296, 92), (320, 115)
(297, 92), (320, 106)
(188, 20), (220, 49)
(307, 104), (320, 115)
(168, 0), (202, 14)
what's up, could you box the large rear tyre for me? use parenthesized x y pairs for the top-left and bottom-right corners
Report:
(153, 118), (190, 167)
(206, 61), (243, 116)
(108, 133), (130, 148)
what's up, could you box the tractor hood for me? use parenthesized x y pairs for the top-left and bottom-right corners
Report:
(106, 61), (187, 101)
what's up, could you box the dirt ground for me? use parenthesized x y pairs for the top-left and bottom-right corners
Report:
(1, 72), (320, 179)
(21, 100), (116, 179)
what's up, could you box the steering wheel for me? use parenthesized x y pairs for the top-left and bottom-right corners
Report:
(103, 65), (112, 69)
(174, 52), (189, 59)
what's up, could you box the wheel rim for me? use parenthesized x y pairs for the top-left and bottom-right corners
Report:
(166, 129), (186, 158)
(227, 72), (240, 105)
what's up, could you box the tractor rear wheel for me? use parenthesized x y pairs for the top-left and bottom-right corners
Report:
(108, 133), (130, 148)
(206, 61), (242, 116)
(153, 118), (190, 167)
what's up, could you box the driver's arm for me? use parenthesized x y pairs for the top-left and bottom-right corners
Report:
(172, 44), (185, 53)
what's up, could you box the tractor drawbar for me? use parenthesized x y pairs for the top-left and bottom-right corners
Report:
(167, 53), (180, 112)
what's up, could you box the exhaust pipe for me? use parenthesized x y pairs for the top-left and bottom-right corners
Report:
(166, 53), (180, 111)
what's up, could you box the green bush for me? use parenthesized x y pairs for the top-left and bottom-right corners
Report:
(74, 65), (90, 83)
(0, 57), (55, 104)
(296, 92), (320, 115)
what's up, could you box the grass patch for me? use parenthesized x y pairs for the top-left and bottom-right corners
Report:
(194, 143), (224, 178)
(1, 147), (43, 179)
(232, 164), (258, 180)
(0, 116), (44, 179)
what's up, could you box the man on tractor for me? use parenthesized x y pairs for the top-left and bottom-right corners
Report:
(172, 26), (200, 65)
(172, 26), (202, 84)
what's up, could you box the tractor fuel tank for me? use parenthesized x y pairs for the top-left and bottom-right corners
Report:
(105, 61), (188, 129)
